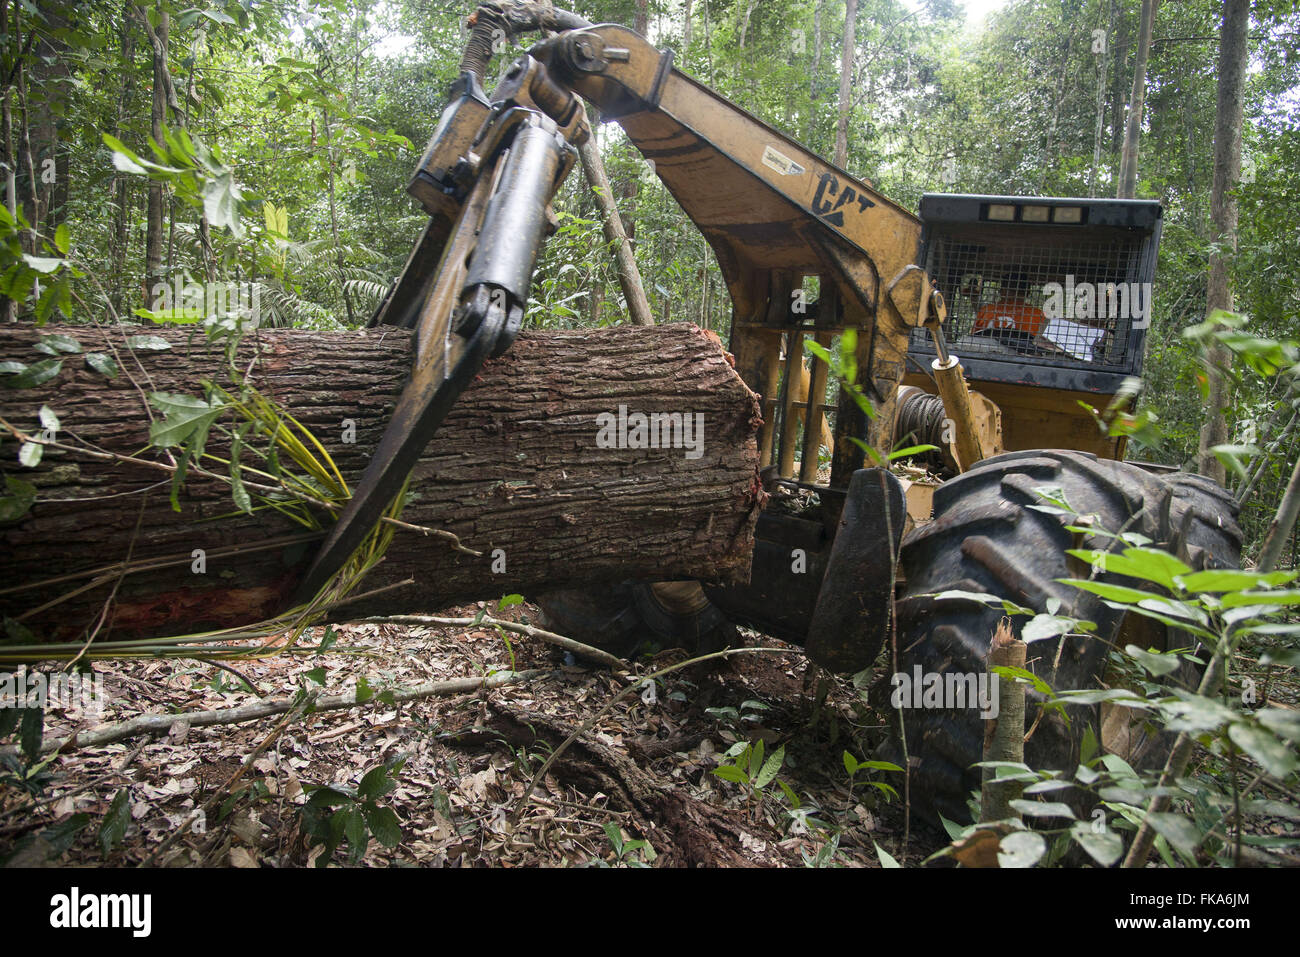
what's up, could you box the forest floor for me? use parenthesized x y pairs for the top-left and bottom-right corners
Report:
(0, 603), (941, 868)
(0, 602), (1295, 868)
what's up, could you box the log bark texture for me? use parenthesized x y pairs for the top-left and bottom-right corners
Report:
(0, 322), (763, 642)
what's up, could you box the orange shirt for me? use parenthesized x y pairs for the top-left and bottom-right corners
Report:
(972, 299), (1046, 337)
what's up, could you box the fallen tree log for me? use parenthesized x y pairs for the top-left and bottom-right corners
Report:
(0, 322), (763, 643)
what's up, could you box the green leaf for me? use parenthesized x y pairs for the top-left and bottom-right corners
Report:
(229, 423), (252, 514)
(1022, 613), (1085, 643)
(305, 785), (355, 808)
(124, 335), (172, 351)
(1220, 589), (1300, 608)
(1023, 778), (1076, 795)
(103, 134), (148, 174)
(990, 665), (1054, 697)
(135, 306), (204, 324)
(1257, 707), (1300, 742)
(20, 706), (42, 761)
(755, 744), (785, 789)
(1099, 785), (1156, 805)
(102, 132), (184, 175)
(889, 444), (940, 460)
(99, 789), (130, 855)
(84, 353), (119, 378)
(3, 358), (62, 388)
(147, 392), (224, 448)
(973, 760), (1034, 773)
(938, 814), (967, 842)
(874, 842), (901, 868)
(317, 627), (338, 653)
(1145, 812), (1203, 861)
(929, 589), (1035, 616)
(997, 830), (1046, 868)
(355, 676), (374, 703)
(1009, 799), (1076, 819)
(1240, 799), (1300, 821)
(53, 223), (70, 254)
(39, 334), (80, 354)
(18, 442), (42, 468)
(202, 169), (243, 236)
(38, 405), (59, 433)
(0, 360), (26, 374)
(1227, 722), (1296, 777)
(1259, 647), (1300, 669)
(603, 821), (624, 854)
(858, 760), (904, 772)
(713, 764), (749, 784)
(364, 804), (402, 848)
(1066, 547), (1191, 590)
(0, 476), (36, 522)
(1098, 753), (1141, 783)
(1124, 644), (1182, 677)
(1057, 578), (1155, 604)
(1056, 688), (1151, 707)
(1210, 444), (1260, 481)
(805, 341), (832, 364)
(343, 807), (367, 852)
(1098, 600), (1217, 643)
(1160, 692), (1236, 734)
(1080, 725), (1099, 764)
(39, 282), (68, 326)
(358, 765), (398, 800)
(1177, 569), (1295, 592)
(843, 751), (859, 776)
(498, 594), (525, 610)
(1069, 822), (1123, 867)
(304, 667), (326, 686)
(749, 739), (765, 778)
(21, 254), (65, 274)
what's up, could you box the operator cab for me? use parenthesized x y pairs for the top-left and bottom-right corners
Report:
(904, 193), (1163, 458)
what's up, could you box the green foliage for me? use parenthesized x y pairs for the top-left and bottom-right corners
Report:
(712, 737), (797, 824)
(941, 488), (1300, 867)
(0, 705), (56, 799)
(600, 821), (656, 867)
(298, 753), (407, 866)
(98, 789), (131, 855)
(842, 751), (902, 803)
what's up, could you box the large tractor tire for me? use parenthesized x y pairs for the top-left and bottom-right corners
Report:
(884, 450), (1242, 823)
(536, 580), (737, 660)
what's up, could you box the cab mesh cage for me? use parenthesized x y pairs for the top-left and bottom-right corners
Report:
(909, 195), (1162, 393)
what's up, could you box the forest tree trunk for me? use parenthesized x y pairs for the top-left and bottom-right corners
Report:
(144, 2), (168, 309)
(1196, 0), (1249, 484)
(112, 7), (136, 315)
(834, 0), (858, 168)
(1117, 0), (1158, 199)
(0, 323), (764, 644)
(577, 120), (653, 328)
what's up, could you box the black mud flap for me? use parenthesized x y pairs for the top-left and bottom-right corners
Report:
(803, 467), (906, 674)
